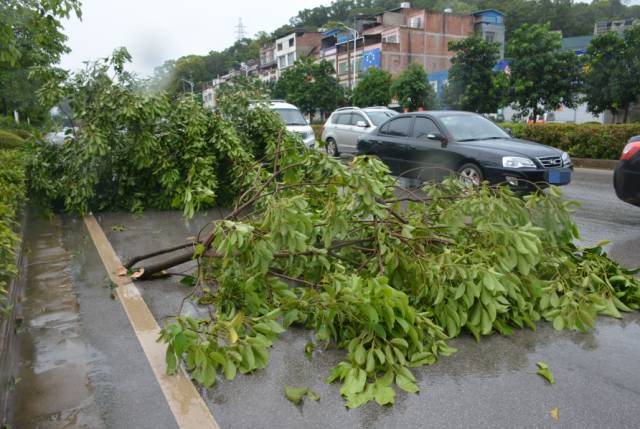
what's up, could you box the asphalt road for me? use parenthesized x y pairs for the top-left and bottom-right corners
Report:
(12, 167), (640, 429)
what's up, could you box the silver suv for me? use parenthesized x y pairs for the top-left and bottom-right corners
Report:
(321, 107), (397, 156)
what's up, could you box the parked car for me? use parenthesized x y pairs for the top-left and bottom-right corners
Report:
(321, 106), (397, 156)
(259, 101), (316, 148)
(357, 111), (573, 191)
(613, 135), (640, 206)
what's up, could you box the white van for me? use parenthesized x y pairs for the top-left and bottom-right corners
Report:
(253, 100), (315, 148)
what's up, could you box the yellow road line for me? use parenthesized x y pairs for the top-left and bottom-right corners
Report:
(83, 214), (219, 429)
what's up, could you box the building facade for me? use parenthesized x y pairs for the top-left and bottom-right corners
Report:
(273, 30), (323, 78)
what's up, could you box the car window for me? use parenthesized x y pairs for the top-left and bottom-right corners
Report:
(438, 114), (510, 141)
(350, 113), (366, 126)
(335, 113), (351, 125)
(413, 117), (440, 138)
(365, 110), (398, 126)
(384, 117), (413, 137)
(274, 108), (307, 126)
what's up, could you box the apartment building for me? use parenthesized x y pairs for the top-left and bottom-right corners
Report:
(318, 4), (504, 89)
(258, 45), (277, 82)
(272, 30), (323, 78)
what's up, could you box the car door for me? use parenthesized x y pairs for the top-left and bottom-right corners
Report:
(375, 116), (415, 176)
(344, 112), (369, 152)
(407, 116), (450, 182)
(332, 113), (352, 150)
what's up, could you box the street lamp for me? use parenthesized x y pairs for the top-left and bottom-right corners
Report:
(340, 24), (359, 95)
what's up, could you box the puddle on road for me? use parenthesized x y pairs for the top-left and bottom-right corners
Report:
(11, 214), (104, 428)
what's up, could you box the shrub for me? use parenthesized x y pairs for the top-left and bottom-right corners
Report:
(500, 123), (640, 160)
(0, 130), (24, 150)
(0, 150), (26, 317)
(311, 124), (323, 141)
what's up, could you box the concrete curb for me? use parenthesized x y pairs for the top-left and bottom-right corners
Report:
(572, 158), (618, 170)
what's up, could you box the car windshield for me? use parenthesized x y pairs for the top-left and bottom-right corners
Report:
(439, 114), (510, 141)
(366, 110), (398, 126)
(274, 108), (307, 126)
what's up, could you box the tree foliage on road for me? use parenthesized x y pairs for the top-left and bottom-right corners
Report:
(352, 68), (392, 108)
(390, 63), (434, 111)
(506, 23), (582, 122)
(152, 89), (640, 407)
(274, 57), (344, 118)
(444, 36), (505, 113)
(30, 49), (256, 217)
(583, 25), (640, 123)
(0, 0), (82, 122)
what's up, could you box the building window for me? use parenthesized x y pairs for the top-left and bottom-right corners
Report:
(338, 61), (348, 75)
(409, 16), (423, 29)
(485, 31), (495, 43)
(382, 34), (398, 43)
(278, 55), (286, 68)
(288, 38), (294, 47)
(287, 52), (295, 66)
(277, 43), (283, 51)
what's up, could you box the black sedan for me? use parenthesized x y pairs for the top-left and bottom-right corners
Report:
(356, 111), (572, 190)
(613, 136), (640, 206)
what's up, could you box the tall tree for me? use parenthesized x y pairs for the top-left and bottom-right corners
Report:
(584, 26), (640, 123)
(274, 57), (343, 118)
(352, 68), (392, 108)
(506, 23), (582, 122)
(445, 36), (504, 113)
(0, 0), (82, 122)
(390, 63), (434, 111)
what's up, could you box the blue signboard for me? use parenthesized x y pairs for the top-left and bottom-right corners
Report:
(362, 48), (381, 71)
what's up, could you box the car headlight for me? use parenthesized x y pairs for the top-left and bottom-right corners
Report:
(561, 151), (571, 166)
(502, 156), (536, 168)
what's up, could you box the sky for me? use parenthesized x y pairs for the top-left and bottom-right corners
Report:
(59, 0), (326, 77)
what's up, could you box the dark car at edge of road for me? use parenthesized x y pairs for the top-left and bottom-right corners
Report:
(613, 135), (640, 206)
(356, 111), (573, 191)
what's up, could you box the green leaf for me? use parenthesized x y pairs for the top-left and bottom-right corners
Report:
(284, 386), (308, 404)
(304, 341), (315, 360)
(396, 373), (420, 393)
(536, 361), (556, 384)
(374, 384), (396, 405)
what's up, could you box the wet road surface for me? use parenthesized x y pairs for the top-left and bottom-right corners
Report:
(10, 167), (640, 428)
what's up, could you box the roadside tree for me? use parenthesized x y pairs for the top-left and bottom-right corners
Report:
(352, 68), (392, 108)
(390, 63), (434, 111)
(274, 57), (343, 118)
(0, 0), (82, 123)
(583, 26), (640, 123)
(445, 36), (505, 113)
(506, 23), (582, 122)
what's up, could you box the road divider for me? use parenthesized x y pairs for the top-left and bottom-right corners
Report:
(83, 214), (219, 429)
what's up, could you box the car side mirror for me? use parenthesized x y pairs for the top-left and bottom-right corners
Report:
(505, 128), (513, 136)
(356, 120), (368, 128)
(427, 133), (448, 144)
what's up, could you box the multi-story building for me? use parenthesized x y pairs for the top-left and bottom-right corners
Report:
(594, 18), (639, 36)
(274, 30), (323, 78)
(317, 4), (504, 90)
(258, 45), (277, 82)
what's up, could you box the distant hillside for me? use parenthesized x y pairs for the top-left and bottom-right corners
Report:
(153, 0), (640, 95)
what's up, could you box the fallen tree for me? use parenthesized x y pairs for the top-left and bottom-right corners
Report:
(144, 112), (640, 408)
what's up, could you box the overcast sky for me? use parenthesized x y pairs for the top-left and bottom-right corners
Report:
(60, 0), (640, 77)
(60, 0), (327, 76)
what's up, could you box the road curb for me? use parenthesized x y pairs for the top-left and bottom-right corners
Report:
(572, 158), (618, 170)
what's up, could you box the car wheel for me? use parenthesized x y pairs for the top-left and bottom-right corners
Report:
(458, 163), (483, 186)
(325, 138), (339, 157)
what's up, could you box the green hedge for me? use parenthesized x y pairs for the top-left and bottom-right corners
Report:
(0, 130), (24, 150)
(500, 123), (640, 160)
(0, 149), (26, 317)
(311, 124), (324, 141)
